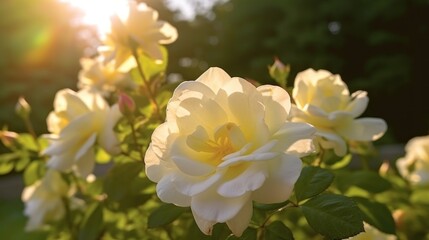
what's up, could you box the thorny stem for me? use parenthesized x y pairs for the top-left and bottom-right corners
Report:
(130, 45), (162, 121)
(257, 201), (298, 240)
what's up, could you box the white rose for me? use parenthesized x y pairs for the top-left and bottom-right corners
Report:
(22, 170), (71, 231)
(145, 67), (315, 236)
(44, 88), (122, 177)
(396, 135), (429, 185)
(291, 68), (387, 156)
(347, 222), (397, 240)
(99, 1), (178, 71)
(78, 57), (135, 94)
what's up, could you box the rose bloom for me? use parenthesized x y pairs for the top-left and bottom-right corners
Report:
(291, 69), (387, 156)
(396, 135), (429, 185)
(145, 67), (315, 236)
(78, 57), (135, 94)
(44, 89), (122, 177)
(22, 170), (76, 231)
(348, 223), (397, 240)
(99, 0), (178, 71)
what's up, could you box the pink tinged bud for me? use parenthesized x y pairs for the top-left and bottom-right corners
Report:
(0, 130), (18, 147)
(118, 92), (136, 115)
(268, 58), (290, 88)
(15, 97), (31, 119)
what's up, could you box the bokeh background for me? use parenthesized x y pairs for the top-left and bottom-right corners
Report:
(0, 0), (428, 238)
(1, 0), (428, 147)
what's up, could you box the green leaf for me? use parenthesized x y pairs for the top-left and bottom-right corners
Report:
(335, 170), (391, 194)
(0, 162), (14, 174)
(139, 46), (168, 80)
(78, 203), (103, 240)
(411, 189), (429, 205)
(352, 197), (396, 234)
(23, 160), (45, 186)
(0, 152), (20, 163)
(227, 227), (257, 240)
(351, 171), (391, 193)
(104, 162), (143, 201)
(301, 193), (364, 239)
(294, 166), (334, 202)
(265, 221), (294, 240)
(17, 134), (38, 152)
(14, 154), (30, 171)
(147, 204), (187, 228)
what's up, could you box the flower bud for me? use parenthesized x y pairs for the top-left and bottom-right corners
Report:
(0, 130), (18, 148)
(268, 58), (290, 88)
(118, 92), (136, 116)
(15, 97), (31, 119)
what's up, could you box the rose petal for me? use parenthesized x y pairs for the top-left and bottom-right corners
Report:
(316, 130), (347, 156)
(226, 199), (253, 237)
(217, 164), (267, 198)
(257, 85), (291, 133)
(98, 104), (122, 154)
(196, 67), (232, 94)
(156, 174), (191, 207)
(252, 154), (302, 204)
(191, 189), (250, 222)
(336, 118), (387, 141)
(345, 91), (369, 118)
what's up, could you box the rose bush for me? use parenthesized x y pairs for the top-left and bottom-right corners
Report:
(1, 1), (428, 239)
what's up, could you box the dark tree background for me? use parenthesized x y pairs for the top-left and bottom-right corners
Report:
(1, 0), (428, 146)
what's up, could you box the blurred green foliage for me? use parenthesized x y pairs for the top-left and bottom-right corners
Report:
(0, 0), (428, 146)
(167, 0), (429, 143)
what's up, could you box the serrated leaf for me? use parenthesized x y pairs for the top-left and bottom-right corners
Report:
(352, 197), (396, 234)
(147, 204), (187, 228)
(294, 166), (334, 202)
(265, 221), (294, 240)
(301, 193), (364, 239)
(78, 203), (103, 240)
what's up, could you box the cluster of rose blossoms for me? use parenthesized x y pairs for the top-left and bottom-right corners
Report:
(21, 0), (395, 237)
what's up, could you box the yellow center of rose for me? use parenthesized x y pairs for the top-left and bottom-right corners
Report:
(187, 122), (245, 167)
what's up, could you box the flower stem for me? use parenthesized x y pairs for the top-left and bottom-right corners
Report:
(62, 197), (77, 239)
(128, 116), (145, 163)
(23, 117), (40, 151)
(130, 46), (162, 121)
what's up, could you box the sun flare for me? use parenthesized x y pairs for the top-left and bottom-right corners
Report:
(60, 0), (129, 35)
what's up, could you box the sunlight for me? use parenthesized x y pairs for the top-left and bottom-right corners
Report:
(60, 0), (129, 35)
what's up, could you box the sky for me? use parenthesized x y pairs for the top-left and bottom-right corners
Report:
(164, 0), (225, 20)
